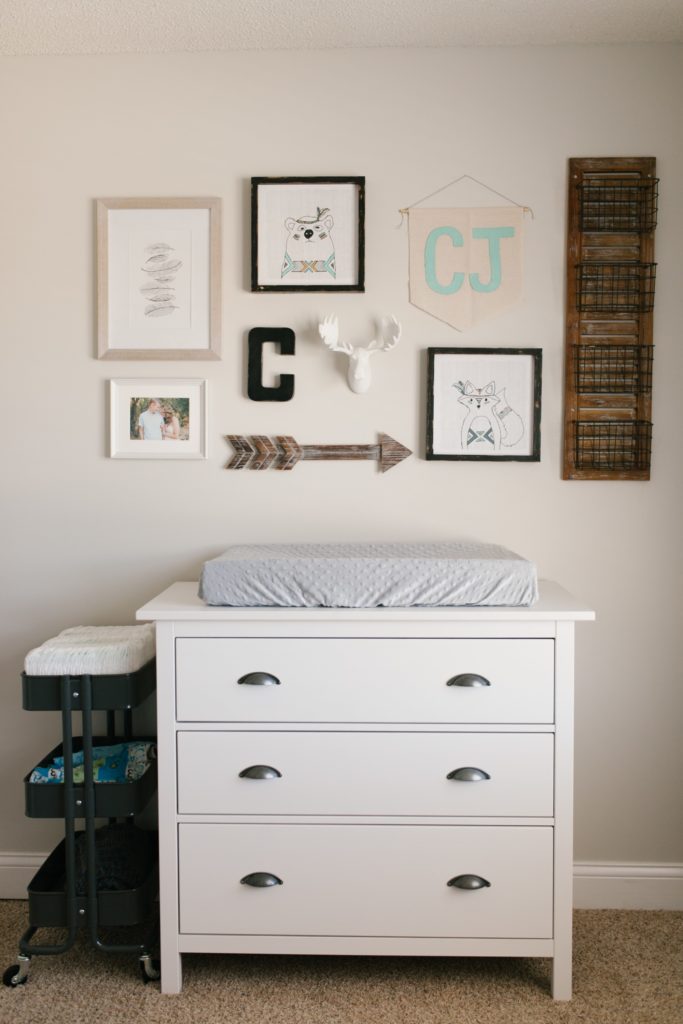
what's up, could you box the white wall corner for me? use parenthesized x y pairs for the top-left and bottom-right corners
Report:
(573, 862), (683, 910)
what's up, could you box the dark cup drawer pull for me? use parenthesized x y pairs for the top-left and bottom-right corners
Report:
(237, 672), (281, 686)
(447, 767), (491, 782)
(447, 874), (491, 890)
(239, 765), (282, 780)
(446, 673), (491, 688)
(240, 872), (283, 887)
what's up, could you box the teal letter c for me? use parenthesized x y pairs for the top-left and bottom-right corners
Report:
(424, 226), (464, 295)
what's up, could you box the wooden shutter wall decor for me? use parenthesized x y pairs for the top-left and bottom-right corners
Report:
(563, 157), (658, 480)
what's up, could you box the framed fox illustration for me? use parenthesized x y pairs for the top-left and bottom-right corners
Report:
(426, 347), (542, 461)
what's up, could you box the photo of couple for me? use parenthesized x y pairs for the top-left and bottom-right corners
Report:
(129, 397), (190, 442)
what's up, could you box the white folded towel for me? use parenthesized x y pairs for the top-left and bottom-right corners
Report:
(24, 625), (156, 676)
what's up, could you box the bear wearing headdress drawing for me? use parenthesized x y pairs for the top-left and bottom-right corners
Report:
(281, 207), (336, 279)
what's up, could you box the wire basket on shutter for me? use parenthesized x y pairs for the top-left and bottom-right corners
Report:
(574, 345), (654, 394)
(575, 263), (656, 313)
(574, 420), (652, 471)
(577, 177), (659, 233)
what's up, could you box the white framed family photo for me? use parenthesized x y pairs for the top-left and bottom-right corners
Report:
(109, 379), (208, 459)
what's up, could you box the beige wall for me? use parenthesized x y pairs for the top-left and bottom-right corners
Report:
(1, 44), (682, 865)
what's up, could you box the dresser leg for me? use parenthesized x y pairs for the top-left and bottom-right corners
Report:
(551, 954), (572, 1001)
(160, 951), (183, 995)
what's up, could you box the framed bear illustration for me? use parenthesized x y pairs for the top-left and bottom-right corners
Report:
(426, 347), (542, 461)
(251, 177), (365, 292)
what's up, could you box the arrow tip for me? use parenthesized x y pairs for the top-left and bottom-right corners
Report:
(378, 433), (412, 472)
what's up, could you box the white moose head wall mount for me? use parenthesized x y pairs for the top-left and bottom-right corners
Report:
(318, 315), (401, 394)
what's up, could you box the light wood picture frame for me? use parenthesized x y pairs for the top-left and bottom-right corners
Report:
(97, 198), (222, 360)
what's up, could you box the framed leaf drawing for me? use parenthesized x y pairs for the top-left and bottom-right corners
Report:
(251, 177), (365, 292)
(97, 198), (222, 359)
(427, 347), (542, 461)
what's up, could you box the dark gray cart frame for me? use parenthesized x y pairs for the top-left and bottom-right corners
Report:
(4, 662), (160, 986)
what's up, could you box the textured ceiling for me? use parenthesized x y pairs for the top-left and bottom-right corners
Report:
(1, 0), (682, 55)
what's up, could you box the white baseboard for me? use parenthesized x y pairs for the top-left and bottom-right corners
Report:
(0, 853), (46, 900)
(2, 854), (682, 909)
(573, 862), (683, 910)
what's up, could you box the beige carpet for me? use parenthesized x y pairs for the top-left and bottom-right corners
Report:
(1, 902), (681, 1024)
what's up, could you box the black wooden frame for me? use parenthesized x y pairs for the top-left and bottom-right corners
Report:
(251, 176), (365, 293)
(426, 347), (542, 462)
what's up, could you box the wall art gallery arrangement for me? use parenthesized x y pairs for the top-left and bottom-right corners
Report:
(94, 162), (656, 475)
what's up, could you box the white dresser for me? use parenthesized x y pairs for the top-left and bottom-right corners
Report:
(137, 581), (593, 999)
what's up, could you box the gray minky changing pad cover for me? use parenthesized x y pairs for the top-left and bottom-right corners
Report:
(199, 542), (538, 608)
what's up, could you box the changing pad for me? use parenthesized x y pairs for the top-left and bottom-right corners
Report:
(198, 541), (538, 608)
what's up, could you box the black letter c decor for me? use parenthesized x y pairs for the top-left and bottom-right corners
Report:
(247, 327), (295, 402)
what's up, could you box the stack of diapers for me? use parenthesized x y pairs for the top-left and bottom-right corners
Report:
(24, 624), (156, 677)
(199, 540), (538, 608)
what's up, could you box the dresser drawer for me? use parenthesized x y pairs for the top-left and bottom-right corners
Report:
(178, 823), (553, 938)
(177, 731), (554, 817)
(175, 638), (554, 724)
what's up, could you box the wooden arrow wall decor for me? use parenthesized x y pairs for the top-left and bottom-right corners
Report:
(226, 433), (411, 473)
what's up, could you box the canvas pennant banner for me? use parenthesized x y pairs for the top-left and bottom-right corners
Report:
(408, 207), (524, 330)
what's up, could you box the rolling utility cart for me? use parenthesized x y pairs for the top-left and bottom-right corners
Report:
(3, 626), (160, 988)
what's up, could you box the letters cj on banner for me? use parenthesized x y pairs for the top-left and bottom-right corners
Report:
(408, 207), (524, 330)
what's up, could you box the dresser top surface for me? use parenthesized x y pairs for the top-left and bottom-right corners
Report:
(136, 581), (594, 623)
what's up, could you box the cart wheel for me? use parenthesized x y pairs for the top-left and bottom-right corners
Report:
(139, 954), (161, 983)
(3, 964), (28, 987)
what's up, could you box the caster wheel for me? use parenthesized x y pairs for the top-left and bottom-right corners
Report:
(139, 956), (161, 983)
(3, 964), (28, 987)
